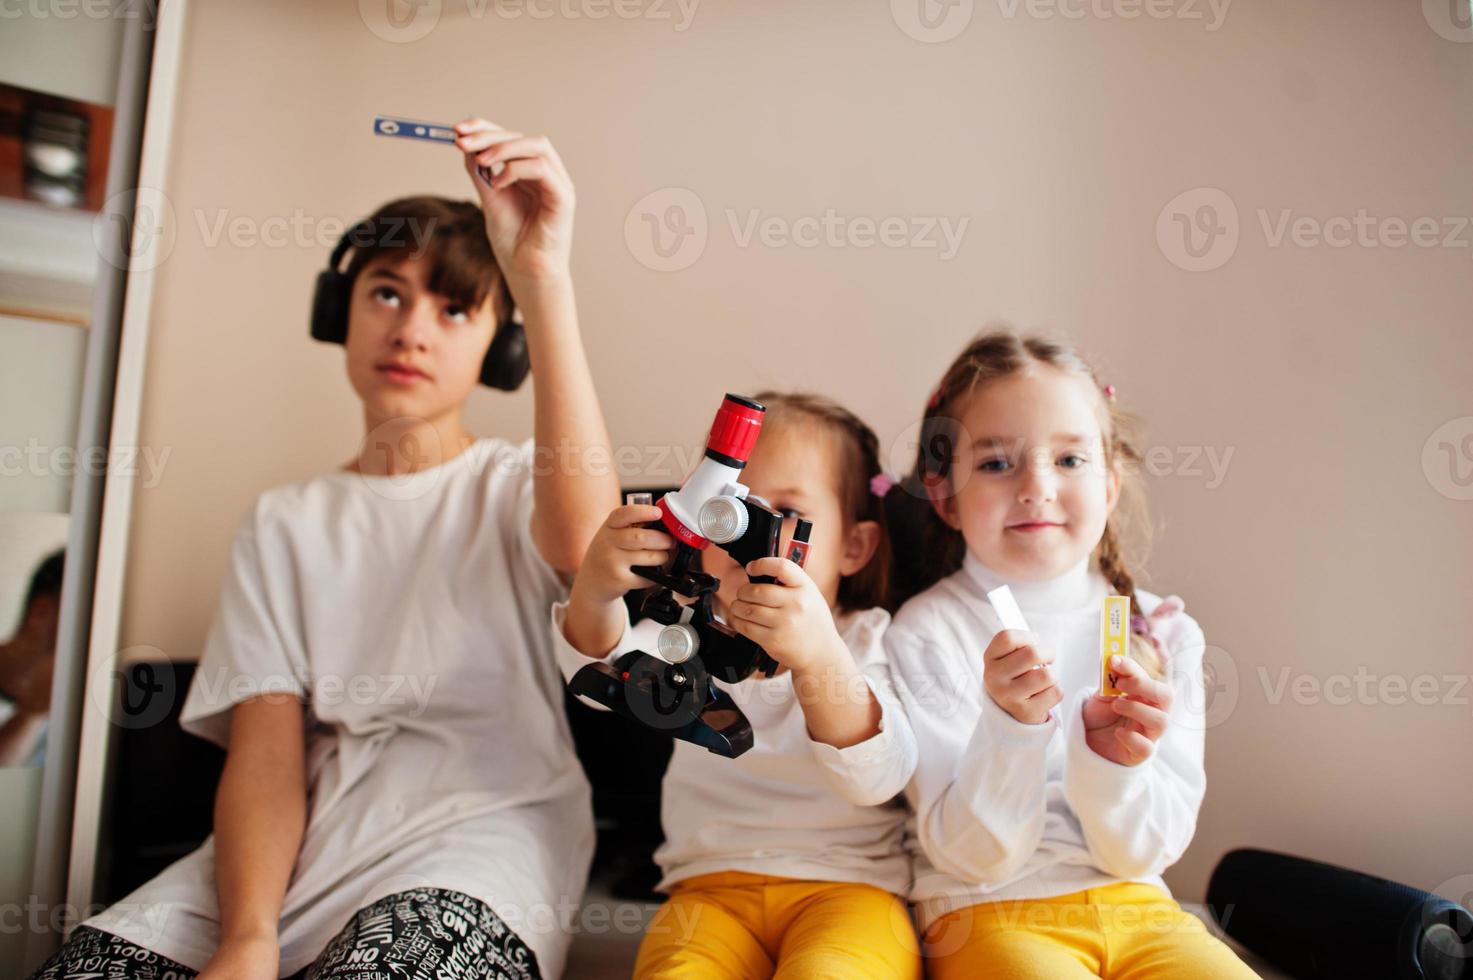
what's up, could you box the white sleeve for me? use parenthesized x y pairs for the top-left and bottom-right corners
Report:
(179, 504), (308, 747)
(808, 613), (919, 806)
(1060, 615), (1208, 880)
(887, 618), (1056, 883)
(549, 598), (668, 712)
(549, 598), (633, 684)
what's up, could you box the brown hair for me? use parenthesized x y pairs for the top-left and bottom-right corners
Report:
(343, 196), (511, 323)
(752, 391), (891, 614)
(900, 329), (1164, 676)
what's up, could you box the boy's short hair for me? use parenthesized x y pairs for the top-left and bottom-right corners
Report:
(343, 196), (509, 322)
(25, 550), (65, 612)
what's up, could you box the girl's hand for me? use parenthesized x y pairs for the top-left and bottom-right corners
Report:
(729, 557), (848, 675)
(569, 504), (673, 608)
(1082, 654), (1173, 766)
(454, 117), (575, 283)
(197, 933), (278, 980)
(982, 629), (1062, 725)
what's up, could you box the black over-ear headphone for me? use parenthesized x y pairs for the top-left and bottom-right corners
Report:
(309, 220), (530, 391)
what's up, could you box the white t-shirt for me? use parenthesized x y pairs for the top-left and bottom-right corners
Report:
(884, 551), (1210, 931)
(85, 438), (594, 979)
(553, 601), (916, 897)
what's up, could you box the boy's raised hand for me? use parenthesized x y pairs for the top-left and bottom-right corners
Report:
(729, 557), (849, 675)
(982, 629), (1062, 726)
(1081, 654), (1174, 766)
(454, 117), (575, 283)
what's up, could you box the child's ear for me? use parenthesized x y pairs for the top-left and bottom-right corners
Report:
(922, 473), (962, 530)
(837, 520), (883, 577)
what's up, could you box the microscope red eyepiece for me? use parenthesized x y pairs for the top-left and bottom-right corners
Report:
(705, 394), (765, 468)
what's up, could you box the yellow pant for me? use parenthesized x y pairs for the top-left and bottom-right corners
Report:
(634, 871), (922, 979)
(922, 882), (1260, 979)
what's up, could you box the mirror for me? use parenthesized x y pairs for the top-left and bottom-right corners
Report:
(0, 48), (123, 976)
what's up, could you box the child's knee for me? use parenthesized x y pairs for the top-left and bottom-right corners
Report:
(778, 890), (921, 979)
(923, 920), (1100, 980)
(633, 898), (768, 980)
(776, 942), (919, 980)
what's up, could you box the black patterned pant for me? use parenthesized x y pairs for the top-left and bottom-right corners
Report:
(29, 888), (542, 980)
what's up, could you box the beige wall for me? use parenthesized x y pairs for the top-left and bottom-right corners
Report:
(118, 0), (1473, 904)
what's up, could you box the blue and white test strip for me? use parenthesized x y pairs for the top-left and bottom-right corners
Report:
(373, 115), (459, 144)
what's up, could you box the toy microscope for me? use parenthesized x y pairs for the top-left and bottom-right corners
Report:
(566, 394), (812, 758)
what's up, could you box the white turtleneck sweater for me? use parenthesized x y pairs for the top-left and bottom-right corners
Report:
(884, 551), (1209, 930)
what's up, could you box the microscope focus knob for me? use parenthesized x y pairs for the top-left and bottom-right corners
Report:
(657, 623), (700, 664)
(697, 495), (749, 544)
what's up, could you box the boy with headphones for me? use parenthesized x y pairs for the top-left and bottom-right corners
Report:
(34, 119), (618, 980)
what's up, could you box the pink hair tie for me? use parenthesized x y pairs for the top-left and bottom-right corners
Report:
(870, 472), (897, 498)
(1103, 384), (1117, 399)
